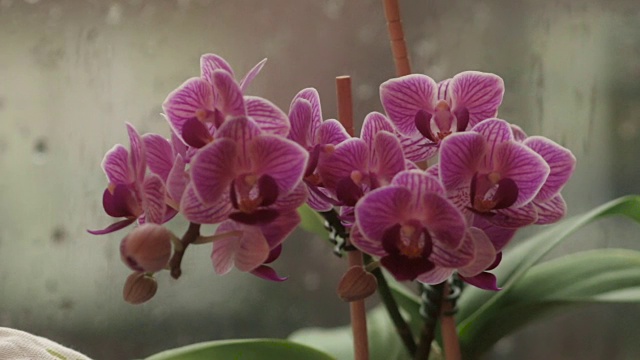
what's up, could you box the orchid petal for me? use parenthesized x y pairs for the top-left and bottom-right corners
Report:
(472, 216), (517, 251)
(216, 116), (260, 170)
(380, 74), (438, 136)
(398, 133), (438, 163)
(458, 227), (497, 277)
(439, 132), (486, 191)
(200, 53), (234, 83)
(212, 70), (245, 118)
(437, 78), (452, 102)
(371, 132), (405, 185)
(524, 136), (576, 201)
(430, 240), (473, 269)
(171, 131), (188, 158)
(245, 96), (290, 136)
(251, 265), (288, 282)
(273, 183), (308, 211)
(182, 118), (214, 148)
(101, 144), (132, 185)
(250, 135), (309, 196)
(534, 194), (567, 225)
(103, 185), (140, 218)
(350, 222), (386, 257)
(126, 123), (146, 182)
(361, 112), (394, 146)
(162, 77), (214, 139)
(190, 139), (237, 204)
(472, 118), (513, 170)
(239, 58), (267, 92)
(306, 186), (334, 212)
(494, 141), (550, 206)
(460, 272), (501, 291)
(422, 193), (466, 248)
(288, 98), (313, 148)
(392, 170), (445, 198)
(87, 218), (136, 235)
(488, 202), (538, 228)
(317, 138), (368, 191)
(142, 174), (166, 224)
(510, 124), (528, 142)
(450, 71), (504, 128)
(292, 88), (323, 137)
(356, 186), (411, 244)
(316, 119), (350, 145)
(260, 210), (300, 248)
(416, 267), (454, 285)
(180, 184), (233, 224)
(143, 134), (174, 181)
(212, 222), (270, 273)
(166, 155), (187, 204)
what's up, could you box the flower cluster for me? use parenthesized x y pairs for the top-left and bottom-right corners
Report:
(90, 53), (575, 299)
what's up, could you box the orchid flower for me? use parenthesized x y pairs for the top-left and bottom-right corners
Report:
(439, 119), (551, 238)
(317, 112), (406, 209)
(353, 170), (469, 281)
(380, 71), (504, 161)
(89, 123), (167, 235)
(287, 88), (350, 211)
(142, 132), (189, 210)
(189, 116), (308, 225)
(162, 54), (289, 149)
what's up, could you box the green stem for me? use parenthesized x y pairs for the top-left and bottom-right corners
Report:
(415, 282), (445, 360)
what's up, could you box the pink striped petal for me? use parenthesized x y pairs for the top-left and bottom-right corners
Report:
(126, 123), (146, 182)
(317, 119), (350, 145)
(292, 88), (323, 137)
(398, 133), (438, 163)
(101, 144), (132, 185)
(494, 141), (550, 206)
(437, 78), (452, 102)
(212, 221), (270, 273)
(166, 155), (187, 205)
(239, 58), (267, 92)
(288, 98), (313, 148)
(421, 193), (466, 248)
(361, 112), (395, 146)
(190, 139), (237, 204)
(213, 70), (246, 118)
(458, 227), (497, 277)
(450, 71), (504, 128)
(260, 210), (300, 248)
(472, 216), (517, 251)
(162, 77), (214, 139)
(200, 53), (235, 83)
(245, 96), (290, 136)
(416, 267), (453, 285)
(356, 186), (411, 244)
(250, 135), (309, 195)
(306, 186), (334, 212)
(171, 131), (188, 158)
(430, 240), (473, 269)
(392, 170), (445, 197)
(510, 124), (528, 142)
(87, 218), (136, 235)
(251, 265), (288, 282)
(317, 138), (368, 190)
(142, 174), (166, 224)
(350, 222), (386, 257)
(471, 118), (513, 170)
(524, 136), (576, 201)
(489, 202), (538, 228)
(143, 134), (174, 181)
(371, 132), (405, 185)
(439, 132), (486, 191)
(180, 184), (233, 224)
(215, 116), (260, 170)
(274, 183), (308, 211)
(460, 272), (500, 291)
(380, 74), (438, 136)
(534, 194), (567, 225)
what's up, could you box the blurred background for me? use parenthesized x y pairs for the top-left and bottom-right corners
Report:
(1, 0), (639, 359)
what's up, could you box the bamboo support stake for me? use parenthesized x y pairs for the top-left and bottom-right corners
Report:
(441, 283), (462, 360)
(383, 0), (411, 76)
(336, 75), (369, 360)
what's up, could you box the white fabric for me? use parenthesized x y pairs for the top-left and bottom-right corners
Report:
(0, 328), (91, 360)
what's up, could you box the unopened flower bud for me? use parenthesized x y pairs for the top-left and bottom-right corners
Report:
(120, 224), (172, 273)
(123, 272), (157, 305)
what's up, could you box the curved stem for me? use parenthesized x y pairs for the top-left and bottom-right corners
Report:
(415, 282), (445, 360)
(168, 222), (201, 279)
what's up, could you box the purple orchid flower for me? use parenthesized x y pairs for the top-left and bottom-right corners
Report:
(353, 170), (468, 281)
(317, 112), (406, 209)
(510, 124), (576, 224)
(89, 123), (167, 235)
(210, 183), (307, 281)
(287, 88), (351, 211)
(439, 119), (551, 238)
(380, 71), (504, 160)
(189, 116), (308, 225)
(162, 54), (289, 149)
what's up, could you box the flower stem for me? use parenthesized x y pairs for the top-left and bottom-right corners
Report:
(382, 0), (411, 76)
(415, 282), (445, 360)
(365, 256), (417, 357)
(168, 222), (201, 279)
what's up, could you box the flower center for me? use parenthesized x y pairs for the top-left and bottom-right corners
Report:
(470, 172), (519, 213)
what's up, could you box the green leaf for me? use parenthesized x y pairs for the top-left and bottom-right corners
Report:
(144, 339), (335, 360)
(385, 276), (422, 334)
(298, 204), (329, 238)
(457, 195), (640, 332)
(459, 249), (640, 357)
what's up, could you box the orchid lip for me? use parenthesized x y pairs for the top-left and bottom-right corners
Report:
(229, 208), (280, 225)
(470, 173), (519, 212)
(182, 117), (213, 148)
(415, 109), (437, 143)
(336, 176), (364, 207)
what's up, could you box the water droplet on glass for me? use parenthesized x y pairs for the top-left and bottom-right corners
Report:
(51, 226), (67, 244)
(32, 137), (48, 165)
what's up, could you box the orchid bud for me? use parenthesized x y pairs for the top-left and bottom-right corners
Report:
(123, 272), (158, 305)
(120, 224), (172, 273)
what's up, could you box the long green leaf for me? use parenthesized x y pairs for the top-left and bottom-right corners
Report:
(457, 195), (640, 332)
(298, 204), (329, 238)
(144, 339), (335, 360)
(460, 249), (640, 357)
